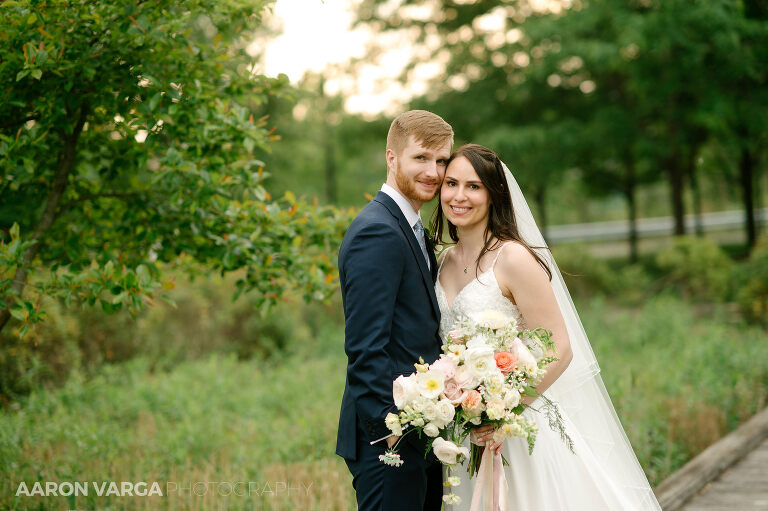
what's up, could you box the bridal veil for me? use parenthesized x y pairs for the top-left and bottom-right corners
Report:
(501, 162), (661, 510)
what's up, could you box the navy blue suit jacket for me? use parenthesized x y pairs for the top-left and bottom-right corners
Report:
(336, 191), (442, 461)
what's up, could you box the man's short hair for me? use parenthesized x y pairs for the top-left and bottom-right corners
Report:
(386, 110), (454, 156)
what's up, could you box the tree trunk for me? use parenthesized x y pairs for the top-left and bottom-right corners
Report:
(755, 157), (764, 239)
(688, 149), (704, 237)
(624, 154), (639, 262)
(667, 153), (686, 236)
(740, 146), (756, 249)
(319, 77), (337, 204)
(0, 104), (88, 335)
(325, 129), (337, 204)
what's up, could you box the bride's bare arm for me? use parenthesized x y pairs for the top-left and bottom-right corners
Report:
(495, 242), (573, 403)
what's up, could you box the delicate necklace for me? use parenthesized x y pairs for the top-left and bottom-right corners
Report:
(456, 243), (475, 274)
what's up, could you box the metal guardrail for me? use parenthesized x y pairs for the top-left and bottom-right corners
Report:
(546, 208), (768, 243)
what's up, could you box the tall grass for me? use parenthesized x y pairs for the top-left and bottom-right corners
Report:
(1, 321), (354, 510)
(1, 296), (766, 509)
(583, 296), (768, 484)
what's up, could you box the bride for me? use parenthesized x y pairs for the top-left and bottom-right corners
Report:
(431, 144), (661, 510)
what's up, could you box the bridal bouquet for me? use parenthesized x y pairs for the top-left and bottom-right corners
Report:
(380, 310), (573, 505)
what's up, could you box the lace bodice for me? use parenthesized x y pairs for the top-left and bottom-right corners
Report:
(436, 243), (527, 338)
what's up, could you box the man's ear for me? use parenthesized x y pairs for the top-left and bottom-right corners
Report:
(385, 148), (396, 174)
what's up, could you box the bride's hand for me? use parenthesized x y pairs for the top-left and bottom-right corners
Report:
(471, 425), (494, 445)
(471, 426), (505, 454)
(484, 433), (504, 455)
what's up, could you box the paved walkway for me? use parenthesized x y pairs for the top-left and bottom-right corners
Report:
(678, 437), (768, 510)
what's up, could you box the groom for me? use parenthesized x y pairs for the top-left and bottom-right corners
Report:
(336, 110), (453, 510)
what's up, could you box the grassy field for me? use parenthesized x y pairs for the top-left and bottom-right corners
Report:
(1, 295), (767, 510)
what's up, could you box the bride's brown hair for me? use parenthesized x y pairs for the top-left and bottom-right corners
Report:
(430, 143), (552, 280)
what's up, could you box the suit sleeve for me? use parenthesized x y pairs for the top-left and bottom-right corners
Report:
(340, 222), (403, 442)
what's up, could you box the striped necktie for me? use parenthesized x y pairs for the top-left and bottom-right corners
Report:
(413, 218), (430, 268)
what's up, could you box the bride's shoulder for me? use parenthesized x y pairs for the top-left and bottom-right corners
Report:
(495, 241), (548, 281)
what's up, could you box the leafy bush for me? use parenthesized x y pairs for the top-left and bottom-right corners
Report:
(553, 244), (651, 303)
(733, 238), (768, 325)
(0, 270), (343, 403)
(553, 245), (618, 297)
(655, 236), (733, 301)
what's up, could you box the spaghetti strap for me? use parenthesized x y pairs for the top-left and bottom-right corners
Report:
(491, 241), (513, 269)
(437, 246), (453, 276)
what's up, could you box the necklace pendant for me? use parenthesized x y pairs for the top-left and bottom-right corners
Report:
(463, 267), (467, 273)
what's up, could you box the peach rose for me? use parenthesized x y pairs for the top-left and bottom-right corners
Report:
(494, 351), (517, 373)
(461, 389), (484, 414)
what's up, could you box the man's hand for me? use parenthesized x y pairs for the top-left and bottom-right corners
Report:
(386, 435), (400, 449)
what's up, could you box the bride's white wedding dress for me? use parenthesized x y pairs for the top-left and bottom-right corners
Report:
(436, 243), (660, 510)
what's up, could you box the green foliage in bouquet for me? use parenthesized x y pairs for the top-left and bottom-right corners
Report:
(0, 0), (354, 340)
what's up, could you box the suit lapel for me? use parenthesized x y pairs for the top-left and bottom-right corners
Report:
(374, 192), (440, 318)
(426, 235), (438, 283)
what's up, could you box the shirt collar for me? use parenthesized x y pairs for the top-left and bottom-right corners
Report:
(381, 183), (422, 229)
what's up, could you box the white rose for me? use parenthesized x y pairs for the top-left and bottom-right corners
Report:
(423, 422), (440, 437)
(432, 437), (470, 465)
(465, 334), (490, 348)
(482, 371), (504, 397)
(421, 400), (439, 422)
(411, 417), (425, 427)
(385, 412), (403, 436)
(411, 395), (430, 412)
(435, 398), (456, 427)
(417, 369), (445, 399)
(465, 345), (496, 379)
(485, 399), (506, 420)
(393, 374), (419, 409)
(503, 388), (521, 409)
(473, 310), (508, 330)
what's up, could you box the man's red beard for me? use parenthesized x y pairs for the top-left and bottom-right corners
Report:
(395, 162), (439, 203)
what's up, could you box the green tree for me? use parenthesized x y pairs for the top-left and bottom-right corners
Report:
(0, 0), (352, 339)
(258, 70), (392, 209)
(356, 0), (768, 250)
(710, 1), (768, 248)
